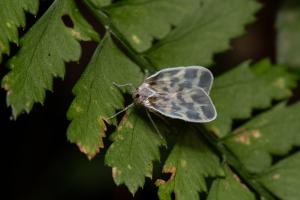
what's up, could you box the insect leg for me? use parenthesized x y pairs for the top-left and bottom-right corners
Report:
(151, 110), (171, 126)
(107, 103), (135, 120)
(146, 110), (164, 141)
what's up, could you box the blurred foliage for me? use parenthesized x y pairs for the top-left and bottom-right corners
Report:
(277, 0), (300, 70)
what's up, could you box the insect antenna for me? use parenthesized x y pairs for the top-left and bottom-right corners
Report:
(113, 82), (135, 92)
(146, 110), (164, 140)
(107, 103), (135, 120)
(143, 69), (149, 81)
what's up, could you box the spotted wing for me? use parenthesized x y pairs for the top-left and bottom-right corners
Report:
(148, 87), (217, 122)
(145, 66), (213, 94)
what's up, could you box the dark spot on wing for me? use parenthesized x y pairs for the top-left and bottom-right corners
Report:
(186, 110), (200, 120)
(160, 96), (169, 101)
(149, 96), (158, 102)
(162, 87), (169, 92)
(171, 102), (181, 111)
(148, 81), (157, 86)
(202, 105), (215, 119)
(191, 93), (207, 103)
(177, 93), (186, 103)
(185, 103), (195, 110)
(170, 77), (179, 87)
(184, 68), (198, 79)
(178, 81), (192, 91)
(198, 71), (212, 92)
(182, 102), (194, 110)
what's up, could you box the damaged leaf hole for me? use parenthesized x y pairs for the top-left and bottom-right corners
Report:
(61, 14), (74, 28)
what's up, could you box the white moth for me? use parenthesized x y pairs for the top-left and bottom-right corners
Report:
(110, 66), (217, 123)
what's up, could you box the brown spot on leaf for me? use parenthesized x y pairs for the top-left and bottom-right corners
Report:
(6, 22), (12, 28)
(252, 130), (261, 138)
(155, 179), (166, 185)
(235, 134), (250, 145)
(115, 134), (124, 141)
(2, 83), (9, 90)
(234, 129), (261, 145)
(77, 142), (98, 160)
(76, 117), (107, 160)
(71, 29), (81, 39)
(272, 174), (280, 180)
(180, 159), (187, 168)
(126, 121), (133, 129)
(155, 166), (177, 186)
(273, 78), (285, 89)
(75, 105), (83, 113)
(112, 167), (122, 179)
(132, 34), (141, 44)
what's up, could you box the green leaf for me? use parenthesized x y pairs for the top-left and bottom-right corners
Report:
(67, 34), (143, 159)
(2, 0), (98, 118)
(146, 0), (261, 67)
(105, 0), (200, 52)
(224, 102), (300, 173)
(89, 0), (112, 8)
(0, 0), (39, 62)
(258, 152), (300, 200)
(207, 166), (255, 200)
(105, 110), (165, 195)
(206, 59), (296, 138)
(156, 127), (223, 200)
(277, 0), (300, 69)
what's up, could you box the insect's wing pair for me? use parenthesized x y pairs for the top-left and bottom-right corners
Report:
(145, 66), (217, 123)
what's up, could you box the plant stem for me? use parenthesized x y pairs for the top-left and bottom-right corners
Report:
(81, 0), (156, 73)
(82, 1), (276, 199)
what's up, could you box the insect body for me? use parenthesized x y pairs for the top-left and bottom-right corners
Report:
(132, 66), (217, 123)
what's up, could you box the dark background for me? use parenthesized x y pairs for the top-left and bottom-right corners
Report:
(1, 0), (297, 199)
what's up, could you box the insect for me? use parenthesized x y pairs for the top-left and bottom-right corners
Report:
(110, 66), (217, 123)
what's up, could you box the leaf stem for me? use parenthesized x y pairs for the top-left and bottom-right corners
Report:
(81, 0), (156, 73)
